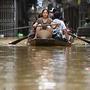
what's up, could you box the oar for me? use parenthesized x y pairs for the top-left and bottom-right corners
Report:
(9, 33), (34, 45)
(69, 33), (90, 44)
(9, 36), (28, 45)
(0, 25), (33, 45)
(0, 25), (30, 45)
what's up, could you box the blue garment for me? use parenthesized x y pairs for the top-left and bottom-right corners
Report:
(52, 28), (62, 40)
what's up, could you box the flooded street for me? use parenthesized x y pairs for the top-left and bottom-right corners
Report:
(0, 45), (90, 90)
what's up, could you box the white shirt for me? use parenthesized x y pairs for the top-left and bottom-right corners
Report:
(52, 19), (66, 34)
(53, 19), (66, 30)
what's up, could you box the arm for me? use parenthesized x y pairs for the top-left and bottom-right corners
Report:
(33, 22), (38, 28)
(61, 21), (70, 40)
(33, 18), (42, 28)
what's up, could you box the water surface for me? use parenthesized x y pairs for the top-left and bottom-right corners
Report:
(0, 45), (90, 90)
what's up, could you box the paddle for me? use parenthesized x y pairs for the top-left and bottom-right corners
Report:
(0, 25), (34, 45)
(69, 33), (90, 44)
(9, 33), (34, 45)
(0, 25), (31, 45)
(9, 36), (28, 45)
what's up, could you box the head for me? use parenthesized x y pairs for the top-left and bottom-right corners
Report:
(41, 9), (49, 18)
(51, 22), (58, 29)
(51, 19), (61, 29)
(53, 11), (61, 19)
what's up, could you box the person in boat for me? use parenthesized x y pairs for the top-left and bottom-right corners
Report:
(33, 9), (53, 39)
(32, 13), (43, 36)
(51, 19), (63, 40)
(52, 11), (70, 42)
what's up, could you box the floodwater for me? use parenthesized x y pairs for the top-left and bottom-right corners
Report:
(0, 45), (90, 90)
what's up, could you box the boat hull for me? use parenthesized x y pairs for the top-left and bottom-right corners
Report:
(28, 38), (71, 46)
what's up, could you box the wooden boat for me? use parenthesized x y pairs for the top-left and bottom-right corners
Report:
(27, 29), (71, 46)
(28, 38), (71, 46)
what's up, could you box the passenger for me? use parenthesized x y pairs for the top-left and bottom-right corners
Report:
(52, 11), (70, 42)
(33, 9), (53, 39)
(51, 20), (63, 40)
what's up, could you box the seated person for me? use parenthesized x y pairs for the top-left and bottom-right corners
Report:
(52, 11), (70, 42)
(33, 9), (52, 39)
(51, 20), (63, 40)
(51, 19), (69, 41)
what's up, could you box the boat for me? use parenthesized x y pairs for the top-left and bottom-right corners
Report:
(27, 29), (72, 46)
(28, 38), (71, 46)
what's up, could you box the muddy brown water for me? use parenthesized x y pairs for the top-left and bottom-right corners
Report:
(0, 45), (90, 90)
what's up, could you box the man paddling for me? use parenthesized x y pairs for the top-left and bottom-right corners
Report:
(51, 11), (70, 42)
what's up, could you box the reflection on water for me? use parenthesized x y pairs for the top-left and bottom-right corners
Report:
(0, 45), (90, 90)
